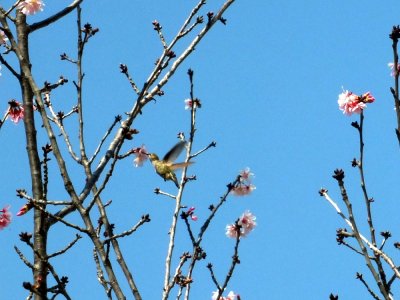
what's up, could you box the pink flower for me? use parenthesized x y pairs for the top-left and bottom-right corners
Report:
(239, 167), (254, 182)
(187, 207), (198, 221)
(388, 62), (400, 77)
(17, 0), (44, 15)
(226, 211), (257, 238)
(0, 30), (8, 45)
(231, 168), (256, 196)
(338, 90), (363, 115)
(211, 290), (239, 300)
(0, 205), (12, 230)
(133, 145), (148, 167)
(225, 224), (239, 238)
(7, 100), (24, 123)
(181, 207), (198, 221)
(231, 184), (256, 196)
(338, 89), (375, 116)
(239, 210), (257, 236)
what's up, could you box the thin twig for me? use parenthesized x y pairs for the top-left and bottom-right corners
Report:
(48, 234), (82, 259)
(89, 116), (121, 164)
(5, 0), (23, 17)
(143, 0), (236, 103)
(341, 240), (368, 256)
(190, 141), (216, 159)
(182, 217), (196, 245)
(32, 202), (88, 233)
(390, 26), (400, 144)
(103, 215), (150, 243)
(357, 273), (382, 300)
(45, 93), (80, 162)
(29, 0), (84, 32)
(0, 110), (9, 130)
(43, 259), (72, 300)
(14, 245), (35, 270)
(354, 113), (389, 291)
(179, 16), (204, 39)
(207, 263), (220, 291)
(0, 53), (20, 79)
(218, 231), (241, 298)
(321, 190), (400, 292)
(155, 188), (176, 199)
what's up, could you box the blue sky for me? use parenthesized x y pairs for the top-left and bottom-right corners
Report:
(1, 0), (400, 299)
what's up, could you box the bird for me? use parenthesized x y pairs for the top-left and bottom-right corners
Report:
(148, 141), (193, 188)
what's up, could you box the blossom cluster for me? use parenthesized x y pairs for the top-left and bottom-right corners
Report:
(0, 205), (12, 230)
(17, 0), (44, 15)
(337, 90), (375, 116)
(231, 168), (256, 196)
(226, 210), (257, 239)
(211, 290), (239, 300)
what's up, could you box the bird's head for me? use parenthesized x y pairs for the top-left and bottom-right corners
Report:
(148, 153), (159, 162)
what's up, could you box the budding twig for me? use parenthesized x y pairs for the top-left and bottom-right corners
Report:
(356, 272), (381, 300)
(14, 245), (35, 270)
(103, 215), (150, 243)
(48, 234), (82, 259)
(89, 115), (122, 164)
(321, 189), (400, 292)
(190, 141), (216, 159)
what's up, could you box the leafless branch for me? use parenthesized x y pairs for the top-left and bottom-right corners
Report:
(14, 245), (35, 270)
(29, 0), (84, 32)
(48, 234), (82, 259)
(103, 215), (150, 243)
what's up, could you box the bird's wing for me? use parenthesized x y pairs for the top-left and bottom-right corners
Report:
(163, 141), (187, 162)
(170, 161), (194, 170)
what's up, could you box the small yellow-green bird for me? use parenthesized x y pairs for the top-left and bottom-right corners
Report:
(148, 141), (193, 188)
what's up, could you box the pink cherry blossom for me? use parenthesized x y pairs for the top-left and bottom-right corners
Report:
(7, 100), (24, 123)
(239, 167), (254, 182)
(17, 0), (44, 15)
(211, 290), (239, 300)
(338, 89), (375, 116)
(0, 205), (12, 230)
(225, 224), (239, 238)
(239, 210), (257, 236)
(133, 145), (148, 167)
(231, 168), (256, 196)
(338, 90), (364, 115)
(226, 211), (257, 238)
(231, 184), (256, 196)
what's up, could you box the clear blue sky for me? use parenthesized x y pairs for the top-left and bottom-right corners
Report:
(1, 0), (400, 299)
